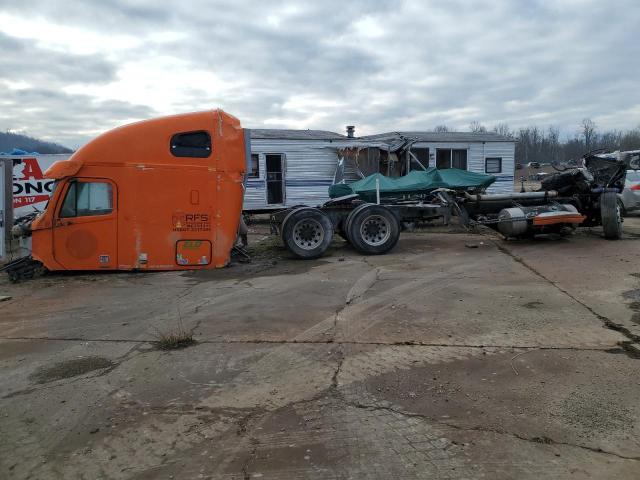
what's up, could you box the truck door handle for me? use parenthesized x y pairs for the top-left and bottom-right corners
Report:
(56, 219), (71, 227)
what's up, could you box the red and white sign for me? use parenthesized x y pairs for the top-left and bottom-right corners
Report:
(8, 154), (70, 218)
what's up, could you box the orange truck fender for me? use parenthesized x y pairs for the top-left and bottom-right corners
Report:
(31, 109), (247, 271)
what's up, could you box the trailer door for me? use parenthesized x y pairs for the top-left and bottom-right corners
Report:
(52, 179), (118, 269)
(265, 154), (285, 205)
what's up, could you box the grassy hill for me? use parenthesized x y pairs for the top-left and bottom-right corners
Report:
(0, 131), (72, 154)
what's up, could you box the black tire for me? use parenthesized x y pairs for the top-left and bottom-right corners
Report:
(281, 208), (334, 259)
(343, 203), (370, 245)
(601, 191), (623, 239)
(347, 204), (400, 255)
(617, 198), (627, 218)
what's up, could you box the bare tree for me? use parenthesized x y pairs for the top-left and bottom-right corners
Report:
(469, 121), (487, 133)
(547, 126), (560, 162)
(580, 118), (597, 152)
(433, 125), (450, 132)
(600, 130), (623, 152)
(492, 123), (511, 137)
(621, 128), (640, 151)
(512, 122), (640, 165)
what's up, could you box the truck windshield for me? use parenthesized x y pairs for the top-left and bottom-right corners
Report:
(43, 181), (59, 212)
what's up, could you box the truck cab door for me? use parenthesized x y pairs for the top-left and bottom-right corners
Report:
(53, 178), (117, 269)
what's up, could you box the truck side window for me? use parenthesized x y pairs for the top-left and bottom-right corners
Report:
(170, 131), (212, 158)
(59, 182), (113, 218)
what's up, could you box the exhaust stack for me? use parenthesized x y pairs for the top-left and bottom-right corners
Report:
(346, 125), (355, 138)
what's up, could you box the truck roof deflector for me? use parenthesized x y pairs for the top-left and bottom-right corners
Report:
(44, 158), (82, 179)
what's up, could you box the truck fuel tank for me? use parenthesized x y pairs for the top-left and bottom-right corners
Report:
(497, 204), (585, 238)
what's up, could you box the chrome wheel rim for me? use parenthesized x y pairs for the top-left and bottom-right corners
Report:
(360, 215), (391, 246)
(293, 218), (325, 250)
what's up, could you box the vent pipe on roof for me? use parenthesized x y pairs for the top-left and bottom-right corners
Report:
(346, 125), (355, 138)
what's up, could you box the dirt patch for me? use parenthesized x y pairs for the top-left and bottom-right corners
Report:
(29, 356), (115, 384)
(622, 289), (640, 302)
(622, 290), (640, 324)
(523, 301), (544, 309)
(627, 301), (640, 311)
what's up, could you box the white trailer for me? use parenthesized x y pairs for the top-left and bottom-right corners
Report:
(243, 129), (516, 213)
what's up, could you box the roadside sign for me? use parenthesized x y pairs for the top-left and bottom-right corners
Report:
(2, 154), (70, 218)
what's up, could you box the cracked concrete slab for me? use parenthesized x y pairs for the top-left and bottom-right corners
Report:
(497, 227), (640, 342)
(347, 346), (640, 459)
(2, 219), (640, 479)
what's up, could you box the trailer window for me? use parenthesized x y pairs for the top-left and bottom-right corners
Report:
(485, 157), (502, 174)
(249, 154), (260, 178)
(60, 182), (113, 218)
(170, 131), (212, 158)
(436, 149), (467, 170)
(410, 147), (430, 171)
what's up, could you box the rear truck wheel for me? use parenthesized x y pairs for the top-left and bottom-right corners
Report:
(347, 204), (400, 255)
(343, 203), (370, 245)
(281, 207), (334, 259)
(601, 191), (623, 239)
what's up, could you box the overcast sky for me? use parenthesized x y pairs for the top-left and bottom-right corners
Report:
(0, 0), (639, 147)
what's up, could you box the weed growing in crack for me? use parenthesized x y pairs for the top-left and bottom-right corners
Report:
(153, 328), (196, 350)
(152, 312), (196, 350)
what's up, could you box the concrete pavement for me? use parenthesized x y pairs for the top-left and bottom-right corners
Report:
(2, 219), (640, 479)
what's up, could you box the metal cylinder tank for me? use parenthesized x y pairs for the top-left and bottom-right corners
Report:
(497, 204), (581, 237)
(497, 207), (529, 237)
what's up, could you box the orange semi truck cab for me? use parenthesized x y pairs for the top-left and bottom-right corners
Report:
(27, 109), (247, 271)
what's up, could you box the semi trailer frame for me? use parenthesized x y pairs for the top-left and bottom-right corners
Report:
(270, 152), (627, 260)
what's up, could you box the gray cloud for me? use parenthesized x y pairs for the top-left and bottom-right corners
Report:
(0, 0), (639, 146)
(0, 31), (116, 85)
(0, 87), (155, 147)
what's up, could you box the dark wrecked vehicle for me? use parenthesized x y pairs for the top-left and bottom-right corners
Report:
(462, 152), (629, 239)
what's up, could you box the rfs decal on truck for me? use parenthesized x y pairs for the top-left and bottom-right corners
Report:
(172, 212), (211, 232)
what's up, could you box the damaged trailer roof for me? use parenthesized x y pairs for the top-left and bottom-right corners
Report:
(249, 129), (346, 141)
(359, 131), (515, 143)
(248, 129), (514, 145)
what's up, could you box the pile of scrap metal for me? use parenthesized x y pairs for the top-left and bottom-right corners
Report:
(461, 152), (630, 239)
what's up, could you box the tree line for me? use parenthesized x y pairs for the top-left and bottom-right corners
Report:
(435, 119), (640, 165)
(0, 131), (72, 155)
